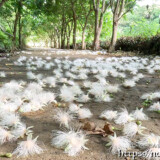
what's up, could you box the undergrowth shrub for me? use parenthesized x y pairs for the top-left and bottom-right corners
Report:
(115, 35), (160, 55)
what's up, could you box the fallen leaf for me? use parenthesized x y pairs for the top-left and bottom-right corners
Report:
(103, 122), (114, 135)
(86, 126), (107, 137)
(83, 122), (96, 131)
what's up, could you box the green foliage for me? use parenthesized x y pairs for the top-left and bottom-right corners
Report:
(0, 0), (160, 52)
(119, 5), (160, 38)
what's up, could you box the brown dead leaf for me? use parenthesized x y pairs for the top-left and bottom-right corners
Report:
(86, 126), (108, 137)
(83, 122), (96, 131)
(103, 122), (114, 135)
(86, 130), (107, 137)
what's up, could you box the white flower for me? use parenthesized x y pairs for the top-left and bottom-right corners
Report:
(77, 73), (88, 80)
(148, 102), (160, 111)
(107, 133), (131, 154)
(51, 129), (88, 156)
(123, 122), (146, 137)
(13, 134), (43, 157)
(141, 92), (160, 100)
(0, 71), (6, 77)
(26, 71), (36, 79)
(59, 85), (75, 102)
(109, 70), (119, 77)
(11, 123), (33, 138)
(96, 93), (112, 102)
(138, 134), (160, 149)
(54, 109), (73, 128)
(26, 82), (43, 94)
(130, 69), (138, 75)
(0, 113), (21, 127)
(0, 127), (15, 144)
(3, 80), (23, 92)
(77, 108), (92, 119)
(106, 84), (120, 93)
(83, 81), (92, 88)
(133, 73), (144, 82)
(132, 108), (148, 120)
(115, 108), (134, 125)
(43, 77), (56, 87)
(89, 83), (105, 97)
(100, 110), (117, 121)
(76, 94), (90, 103)
(148, 69), (155, 74)
(123, 79), (136, 88)
(69, 103), (81, 113)
(71, 85), (83, 95)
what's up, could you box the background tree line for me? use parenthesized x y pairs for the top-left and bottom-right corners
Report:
(0, 0), (160, 53)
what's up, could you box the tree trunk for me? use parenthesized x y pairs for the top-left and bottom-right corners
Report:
(81, 9), (91, 50)
(50, 36), (53, 48)
(58, 34), (61, 49)
(109, 20), (119, 52)
(66, 22), (73, 49)
(19, 15), (22, 49)
(82, 30), (86, 50)
(73, 12), (77, 49)
(0, 0), (8, 8)
(61, 27), (65, 49)
(12, 11), (19, 52)
(67, 34), (70, 49)
(54, 38), (57, 48)
(63, 27), (67, 49)
(93, 9), (99, 50)
(61, 13), (66, 49)
(93, 12), (104, 50)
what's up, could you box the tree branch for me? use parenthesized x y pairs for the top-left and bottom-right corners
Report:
(118, 0), (136, 20)
(93, 0), (96, 10)
(0, 24), (13, 37)
(110, 0), (114, 13)
(118, 0), (125, 18)
(114, 0), (120, 15)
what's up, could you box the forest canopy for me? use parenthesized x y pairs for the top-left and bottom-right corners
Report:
(0, 0), (160, 53)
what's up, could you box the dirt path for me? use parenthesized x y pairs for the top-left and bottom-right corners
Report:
(0, 49), (160, 160)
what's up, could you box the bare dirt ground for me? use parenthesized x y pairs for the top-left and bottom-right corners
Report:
(0, 48), (160, 160)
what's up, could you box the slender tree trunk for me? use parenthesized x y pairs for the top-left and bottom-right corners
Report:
(67, 33), (70, 49)
(94, 30), (100, 50)
(108, 0), (129, 53)
(67, 22), (73, 49)
(109, 20), (119, 52)
(82, 30), (86, 50)
(19, 15), (22, 49)
(93, 12), (104, 50)
(61, 13), (66, 49)
(63, 27), (67, 49)
(12, 11), (19, 52)
(54, 38), (57, 48)
(50, 36), (53, 48)
(0, 0), (8, 8)
(18, 0), (22, 50)
(61, 27), (65, 49)
(81, 10), (91, 50)
(73, 12), (77, 49)
(92, 0), (108, 51)
(93, 9), (99, 50)
(58, 34), (61, 49)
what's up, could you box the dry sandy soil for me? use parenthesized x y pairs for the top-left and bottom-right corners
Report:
(0, 48), (160, 160)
